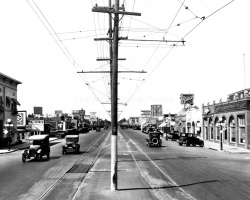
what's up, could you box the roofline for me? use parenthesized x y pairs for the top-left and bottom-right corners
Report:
(0, 72), (22, 84)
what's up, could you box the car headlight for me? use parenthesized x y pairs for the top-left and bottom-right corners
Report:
(37, 149), (42, 153)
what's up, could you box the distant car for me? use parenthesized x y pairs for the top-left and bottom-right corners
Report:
(178, 133), (204, 147)
(22, 135), (50, 162)
(166, 132), (179, 141)
(78, 127), (89, 134)
(62, 135), (80, 154)
(146, 130), (162, 147)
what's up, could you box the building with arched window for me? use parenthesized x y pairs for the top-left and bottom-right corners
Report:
(202, 88), (250, 150)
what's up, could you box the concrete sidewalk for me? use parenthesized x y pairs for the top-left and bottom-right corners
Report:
(0, 137), (58, 154)
(204, 140), (250, 154)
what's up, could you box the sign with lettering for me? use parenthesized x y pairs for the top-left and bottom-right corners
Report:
(180, 94), (194, 105)
(17, 111), (27, 127)
(215, 100), (249, 113)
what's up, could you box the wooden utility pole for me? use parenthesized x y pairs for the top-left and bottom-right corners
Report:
(91, 1), (141, 191)
(111, 0), (119, 190)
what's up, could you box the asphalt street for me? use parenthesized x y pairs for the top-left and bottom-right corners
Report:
(0, 128), (250, 200)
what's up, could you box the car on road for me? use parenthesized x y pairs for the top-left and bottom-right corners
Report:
(62, 135), (80, 154)
(165, 131), (179, 141)
(178, 133), (204, 147)
(22, 135), (50, 162)
(146, 130), (162, 147)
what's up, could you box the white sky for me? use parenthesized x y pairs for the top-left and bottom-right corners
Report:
(1, 0), (249, 120)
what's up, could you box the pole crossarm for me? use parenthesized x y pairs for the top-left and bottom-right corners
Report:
(94, 37), (128, 41)
(92, 7), (141, 16)
(77, 70), (146, 73)
(96, 58), (126, 61)
(124, 38), (186, 44)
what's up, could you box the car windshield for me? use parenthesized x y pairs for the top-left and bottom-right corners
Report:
(66, 138), (78, 143)
(30, 140), (41, 145)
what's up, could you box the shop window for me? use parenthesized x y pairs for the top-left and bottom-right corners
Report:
(238, 115), (245, 144)
(5, 96), (11, 108)
(210, 127), (214, 140)
(215, 119), (220, 141)
(229, 118), (236, 143)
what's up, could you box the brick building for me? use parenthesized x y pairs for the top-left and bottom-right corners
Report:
(202, 88), (250, 150)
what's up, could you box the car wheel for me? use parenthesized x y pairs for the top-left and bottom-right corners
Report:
(179, 143), (183, 146)
(192, 144), (196, 147)
(165, 137), (168, 141)
(199, 142), (204, 147)
(22, 155), (26, 163)
(62, 149), (66, 155)
(186, 142), (190, 146)
(47, 152), (50, 160)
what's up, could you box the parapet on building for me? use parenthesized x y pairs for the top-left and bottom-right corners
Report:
(202, 88), (250, 150)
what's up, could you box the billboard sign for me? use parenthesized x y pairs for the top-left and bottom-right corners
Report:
(151, 105), (162, 117)
(17, 111), (27, 127)
(34, 107), (43, 115)
(180, 94), (194, 105)
(30, 120), (44, 131)
(55, 110), (63, 115)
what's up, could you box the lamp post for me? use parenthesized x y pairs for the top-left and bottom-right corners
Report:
(4, 119), (13, 151)
(219, 117), (223, 151)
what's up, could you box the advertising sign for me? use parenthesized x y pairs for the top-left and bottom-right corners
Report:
(34, 107), (43, 115)
(180, 94), (194, 105)
(55, 110), (63, 115)
(151, 105), (162, 117)
(30, 120), (44, 131)
(17, 111), (27, 127)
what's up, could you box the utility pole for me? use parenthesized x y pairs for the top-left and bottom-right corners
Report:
(91, 2), (141, 191)
(111, 0), (119, 190)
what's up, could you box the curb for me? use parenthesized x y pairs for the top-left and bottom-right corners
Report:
(0, 149), (18, 154)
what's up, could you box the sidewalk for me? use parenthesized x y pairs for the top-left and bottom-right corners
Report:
(204, 140), (250, 154)
(0, 137), (58, 154)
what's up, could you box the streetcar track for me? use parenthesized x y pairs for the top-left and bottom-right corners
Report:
(38, 129), (111, 200)
(120, 128), (197, 200)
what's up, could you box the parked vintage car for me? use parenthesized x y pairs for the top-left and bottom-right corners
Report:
(62, 135), (80, 154)
(146, 130), (162, 147)
(22, 135), (50, 162)
(178, 133), (204, 147)
(165, 131), (179, 141)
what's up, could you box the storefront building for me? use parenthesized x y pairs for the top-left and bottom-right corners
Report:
(175, 94), (202, 136)
(202, 88), (250, 150)
(0, 72), (22, 147)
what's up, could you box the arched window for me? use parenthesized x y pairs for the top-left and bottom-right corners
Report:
(187, 122), (191, 133)
(238, 115), (245, 144)
(229, 117), (236, 143)
(215, 118), (220, 141)
(209, 118), (213, 140)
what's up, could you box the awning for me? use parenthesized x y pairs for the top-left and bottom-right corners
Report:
(159, 122), (167, 127)
(11, 98), (21, 106)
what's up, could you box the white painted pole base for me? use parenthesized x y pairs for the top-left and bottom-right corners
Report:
(111, 134), (117, 190)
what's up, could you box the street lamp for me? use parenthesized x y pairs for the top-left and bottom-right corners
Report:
(219, 117), (223, 151)
(4, 119), (13, 151)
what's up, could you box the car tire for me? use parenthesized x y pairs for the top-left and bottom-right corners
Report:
(165, 137), (168, 141)
(179, 143), (183, 146)
(192, 144), (196, 147)
(199, 142), (204, 147)
(47, 152), (50, 160)
(39, 154), (42, 161)
(62, 150), (66, 155)
(22, 155), (26, 163)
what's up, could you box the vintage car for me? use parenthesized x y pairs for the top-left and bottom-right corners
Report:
(146, 130), (162, 147)
(165, 131), (179, 141)
(62, 135), (80, 154)
(22, 135), (50, 162)
(178, 133), (204, 147)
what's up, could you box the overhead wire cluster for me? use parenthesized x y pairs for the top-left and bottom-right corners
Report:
(26, 0), (236, 119)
